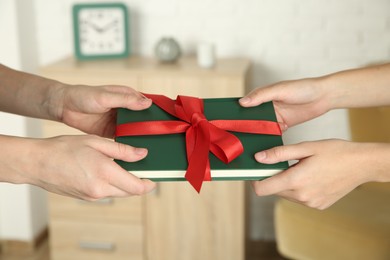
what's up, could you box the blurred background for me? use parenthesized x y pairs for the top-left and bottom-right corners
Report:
(0, 0), (389, 259)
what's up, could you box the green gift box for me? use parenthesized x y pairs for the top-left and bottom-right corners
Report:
(115, 94), (288, 192)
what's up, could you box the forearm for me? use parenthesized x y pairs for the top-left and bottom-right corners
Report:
(322, 63), (390, 109)
(364, 142), (390, 183)
(0, 64), (65, 121)
(0, 134), (38, 184)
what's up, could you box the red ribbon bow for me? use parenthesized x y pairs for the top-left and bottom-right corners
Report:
(116, 94), (282, 192)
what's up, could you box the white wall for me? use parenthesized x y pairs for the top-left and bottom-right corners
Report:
(36, 0), (390, 73)
(0, 0), (21, 68)
(0, 113), (47, 241)
(20, 0), (390, 240)
(0, 0), (48, 242)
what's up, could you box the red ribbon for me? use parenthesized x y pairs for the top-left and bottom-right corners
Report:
(116, 94), (282, 192)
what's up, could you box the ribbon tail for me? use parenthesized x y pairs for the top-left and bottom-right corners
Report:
(185, 168), (205, 193)
(185, 122), (210, 193)
(204, 160), (212, 181)
(186, 153), (209, 193)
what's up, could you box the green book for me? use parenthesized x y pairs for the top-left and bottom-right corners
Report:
(115, 97), (288, 182)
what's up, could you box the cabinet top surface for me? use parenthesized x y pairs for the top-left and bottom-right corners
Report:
(40, 56), (251, 76)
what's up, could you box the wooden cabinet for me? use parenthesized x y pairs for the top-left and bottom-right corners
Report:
(50, 207), (144, 260)
(40, 56), (251, 260)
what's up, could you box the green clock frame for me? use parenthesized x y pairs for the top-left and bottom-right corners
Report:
(72, 3), (130, 60)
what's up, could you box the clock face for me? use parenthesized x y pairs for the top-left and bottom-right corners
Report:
(73, 4), (130, 59)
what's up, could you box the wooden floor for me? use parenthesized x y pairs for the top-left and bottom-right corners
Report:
(0, 238), (287, 260)
(247, 240), (288, 260)
(0, 240), (50, 260)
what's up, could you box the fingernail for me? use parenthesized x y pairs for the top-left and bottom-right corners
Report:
(239, 97), (250, 104)
(143, 179), (157, 192)
(255, 151), (266, 161)
(279, 122), (288, 131)
(135, 148), (147, 156)
(139, 96), (151, 104)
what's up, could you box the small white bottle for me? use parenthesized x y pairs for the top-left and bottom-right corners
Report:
(197, 42), (216, 69)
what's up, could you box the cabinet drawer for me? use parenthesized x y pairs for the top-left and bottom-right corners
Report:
(49, 193), (143, 224)
(50, 219), (144, 260)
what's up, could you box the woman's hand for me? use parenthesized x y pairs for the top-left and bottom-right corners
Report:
(252, 140), (390, 209)
(239, 78), (331, 131)
(239, 63), (390, 131)
(53, 85), (152, 138)
(15, 135), (156, 200)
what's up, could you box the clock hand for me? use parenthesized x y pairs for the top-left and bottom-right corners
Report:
(100, 20), (118, 33)
(85, 21), (104, 33)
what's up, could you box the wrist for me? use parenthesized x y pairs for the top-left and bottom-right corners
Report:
(43, 81), (67, 122)
(353, 142), (390, 184)
(317, 73), (345, 111)
(369, 143), (390, 183)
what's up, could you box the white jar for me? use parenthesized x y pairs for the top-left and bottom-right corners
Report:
(197, 43), (216, 69)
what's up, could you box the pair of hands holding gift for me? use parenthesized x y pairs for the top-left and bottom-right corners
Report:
(0, 64), (155, 200)
(1, 63), (390, 208)
(240, 63), (390, 209)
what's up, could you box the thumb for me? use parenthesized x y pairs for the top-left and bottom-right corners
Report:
(101, 86), (152, 111)
(239, 83), (284, 107)
(89, 137), (148, 162)
(255, 142), (313, 164)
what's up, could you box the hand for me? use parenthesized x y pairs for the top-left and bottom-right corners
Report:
(239, 78), (331, 131)
(28, 135), (156, 200)
(251, 140), (386, 209)
(53, 85), (152, 138)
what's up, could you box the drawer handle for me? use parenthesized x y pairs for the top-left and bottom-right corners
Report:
(79, 241), (115, 251)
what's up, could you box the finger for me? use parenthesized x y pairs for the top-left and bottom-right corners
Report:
(106, 163), (156, 195)
(251, 169), (294, 196)
(100, 86), (152, 110)
(254, 142), (313, 164)
(87, 137), (156, 196)
(86, 170), (156, 199)
(85, 137), (156, 195)
(100, 186), (129, 198)
(239, 83), (284, 107)
(278, 121), (289, 132)
(90, 137), (148, 162)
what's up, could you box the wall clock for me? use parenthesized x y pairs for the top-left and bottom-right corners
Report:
(72, 3), (130, 60)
